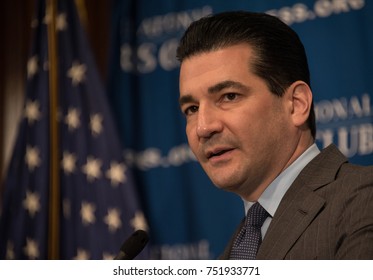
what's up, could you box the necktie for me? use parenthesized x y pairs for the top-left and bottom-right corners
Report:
(229, 202), (269, 260)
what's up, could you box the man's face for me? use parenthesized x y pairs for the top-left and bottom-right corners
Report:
(179, 44), (298, 200)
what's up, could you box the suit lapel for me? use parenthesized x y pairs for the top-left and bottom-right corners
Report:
(256, 179), (325, 259)
(256, 144), (347, 259)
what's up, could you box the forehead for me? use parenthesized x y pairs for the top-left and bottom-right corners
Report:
(179, 44), (256, 94)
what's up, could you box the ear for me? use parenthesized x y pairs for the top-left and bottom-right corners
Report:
(287, 81), (313, 127)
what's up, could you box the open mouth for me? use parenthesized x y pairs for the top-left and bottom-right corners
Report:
(207, 149), (233, 159)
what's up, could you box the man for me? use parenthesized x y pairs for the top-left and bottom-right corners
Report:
(177, 11), (373, 259)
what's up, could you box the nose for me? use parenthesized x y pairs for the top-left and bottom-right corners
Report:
(196, 104), (223, 139)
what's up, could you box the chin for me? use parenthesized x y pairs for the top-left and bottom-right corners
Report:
(210, 176), (240, 192)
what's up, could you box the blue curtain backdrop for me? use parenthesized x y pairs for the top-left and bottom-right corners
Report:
(107, 0), (373, 259)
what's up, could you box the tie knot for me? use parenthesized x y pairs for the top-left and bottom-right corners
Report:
(246, 203), (269, 228)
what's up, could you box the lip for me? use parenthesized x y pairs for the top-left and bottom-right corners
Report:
(206, 147), (235, 161)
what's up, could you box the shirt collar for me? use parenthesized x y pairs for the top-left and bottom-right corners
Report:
(243, 143), (320, 216)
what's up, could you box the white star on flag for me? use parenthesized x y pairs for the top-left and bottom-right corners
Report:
(104, 208), (122, 233)
(65, 107), (81, 131)
(43, 7), (52, 25)
(24, 238), (39, 259)
(130, 211), (148, 231)
(90, 113), (103, 136)
(24, 99), (41, 124)
(80, 201), (96, 225)
(25, 145), (41, 171)
(106, 161), (127, 187)
(67, 61), (86, 85)
(102, 252), (115, 260)
(61, 151), (77, 174)
(6, 241), (15, 260)
(82, 156), (102, 182)
(74, 248), (90, 260)
(27, 56), (38, 79)
(56, 13), (67, 31)
(23, 191), (41, 217)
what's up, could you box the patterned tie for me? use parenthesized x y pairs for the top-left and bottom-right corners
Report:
(229, 202), (269, 259)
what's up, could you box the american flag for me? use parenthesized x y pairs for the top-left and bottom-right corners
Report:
(0, 0), (147, 259)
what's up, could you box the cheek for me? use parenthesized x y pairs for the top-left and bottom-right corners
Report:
(234, 109), (275, 143)
(186, 124), (197, 149)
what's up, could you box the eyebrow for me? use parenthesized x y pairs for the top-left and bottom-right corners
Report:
(179, 95), (196, 108)
(208, 80), (249, 94)
(179, 80), (249, 108)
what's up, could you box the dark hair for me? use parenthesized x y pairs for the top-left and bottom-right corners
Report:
(177, 11), (316, 138)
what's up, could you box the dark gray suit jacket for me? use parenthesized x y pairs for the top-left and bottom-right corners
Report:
(220, 144), (373, 259)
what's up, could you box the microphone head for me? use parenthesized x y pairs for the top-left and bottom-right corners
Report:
(117, 229), (149, 260)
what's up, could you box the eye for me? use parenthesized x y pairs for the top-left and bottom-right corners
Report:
(183, 105), (199, 116)
(223, 93), (238, 101)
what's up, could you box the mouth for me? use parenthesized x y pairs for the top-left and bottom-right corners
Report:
(206, 148), (234, 159)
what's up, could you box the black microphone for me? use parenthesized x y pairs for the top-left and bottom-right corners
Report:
(114, 229), (149, 260)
